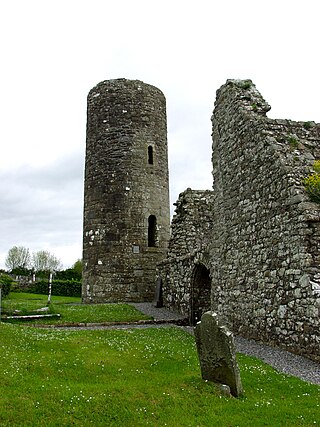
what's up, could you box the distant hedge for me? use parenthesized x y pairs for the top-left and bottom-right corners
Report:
(0, 274), (15, 297)
(27, 279), (81, 297)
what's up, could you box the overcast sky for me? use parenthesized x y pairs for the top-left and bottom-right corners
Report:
(1, 0), (320, 269)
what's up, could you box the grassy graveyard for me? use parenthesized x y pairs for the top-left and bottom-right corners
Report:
(0, 293), (319, 426)
(1, 292), (151, 324)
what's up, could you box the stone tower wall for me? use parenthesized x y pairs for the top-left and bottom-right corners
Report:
(82, 79), (170, 303)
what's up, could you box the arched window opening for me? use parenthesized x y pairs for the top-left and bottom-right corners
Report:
(148, 215), (157, 247)
(190, 264), (211, 325)
(148, 145), (154, 165)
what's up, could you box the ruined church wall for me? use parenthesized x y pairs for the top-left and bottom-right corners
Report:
(159, 189), (214, 319)
(159, 80), (319, 360)
(211, 80), (320, 360)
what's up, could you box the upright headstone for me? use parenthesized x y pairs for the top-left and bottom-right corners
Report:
(194, 311), (243, 397)
(153, 277), (163, 307)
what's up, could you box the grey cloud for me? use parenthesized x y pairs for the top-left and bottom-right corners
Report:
(0, 152), (84, 268)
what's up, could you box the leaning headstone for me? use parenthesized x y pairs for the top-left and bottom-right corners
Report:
(194, 311), (243, 397)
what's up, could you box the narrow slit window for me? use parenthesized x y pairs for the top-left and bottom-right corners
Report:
(148, 145), (154, 165)
(148, 215), (157, 247)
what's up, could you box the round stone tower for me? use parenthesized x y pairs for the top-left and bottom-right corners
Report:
(82, 78), (170, 303)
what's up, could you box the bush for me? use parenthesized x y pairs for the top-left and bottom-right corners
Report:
(303, 161), (320, 203)
(312, 160), (320, 173)
(6, 275), (82, 298)
(24, 279), (81, 297)
(34, 270), (52, 279)
(11, 267), (32, 276)
(55, 268), (82, 281)
(0, 274), (15, 297)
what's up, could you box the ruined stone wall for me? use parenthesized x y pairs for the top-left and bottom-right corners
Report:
(82, 79), (170, 303)
(210, 80), (320, 360)
(159, 189), (214, 322)
(159, 80), (320, 361)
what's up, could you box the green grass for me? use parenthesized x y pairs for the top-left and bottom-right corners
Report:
(1, 292), (151, 324)
(0, 323), (319, 426)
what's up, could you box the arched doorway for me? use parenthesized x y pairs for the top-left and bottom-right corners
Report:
(190, 263), (211, 325)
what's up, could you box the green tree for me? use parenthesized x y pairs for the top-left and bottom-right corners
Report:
(32, 250), (62, 273)
(72, 259), (82, 277)
(5, 246), (31, 272)
(55, 259), (82, 281)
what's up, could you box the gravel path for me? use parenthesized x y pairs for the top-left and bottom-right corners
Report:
(130, 303), (320, 386)
(130, 302), (187, 321)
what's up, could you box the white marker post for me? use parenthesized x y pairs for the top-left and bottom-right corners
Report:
(48, 272), (53, 305)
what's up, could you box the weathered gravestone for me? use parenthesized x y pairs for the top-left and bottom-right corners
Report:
(194, 311), (243, 397)
(153, 277), (163, 308)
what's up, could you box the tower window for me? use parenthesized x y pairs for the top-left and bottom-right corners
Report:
(148, 215), (157, 247)
(148, 145), (154, 165)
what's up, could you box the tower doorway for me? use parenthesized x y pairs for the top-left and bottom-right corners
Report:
(190, 263), (211, 325)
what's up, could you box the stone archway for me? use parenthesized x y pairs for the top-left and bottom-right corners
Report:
(190, 263), (212, 325)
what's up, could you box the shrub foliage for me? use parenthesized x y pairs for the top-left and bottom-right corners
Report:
(25, 279), (81, 297)
(15, 279), (81, 297)
(303, 160), (320, 203)
(0, 274), (15, 297)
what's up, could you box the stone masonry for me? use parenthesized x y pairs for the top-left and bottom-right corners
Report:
(159, 80), (320, 362)
(158, 189), (214, 324)
(82, 79), (170, 303)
